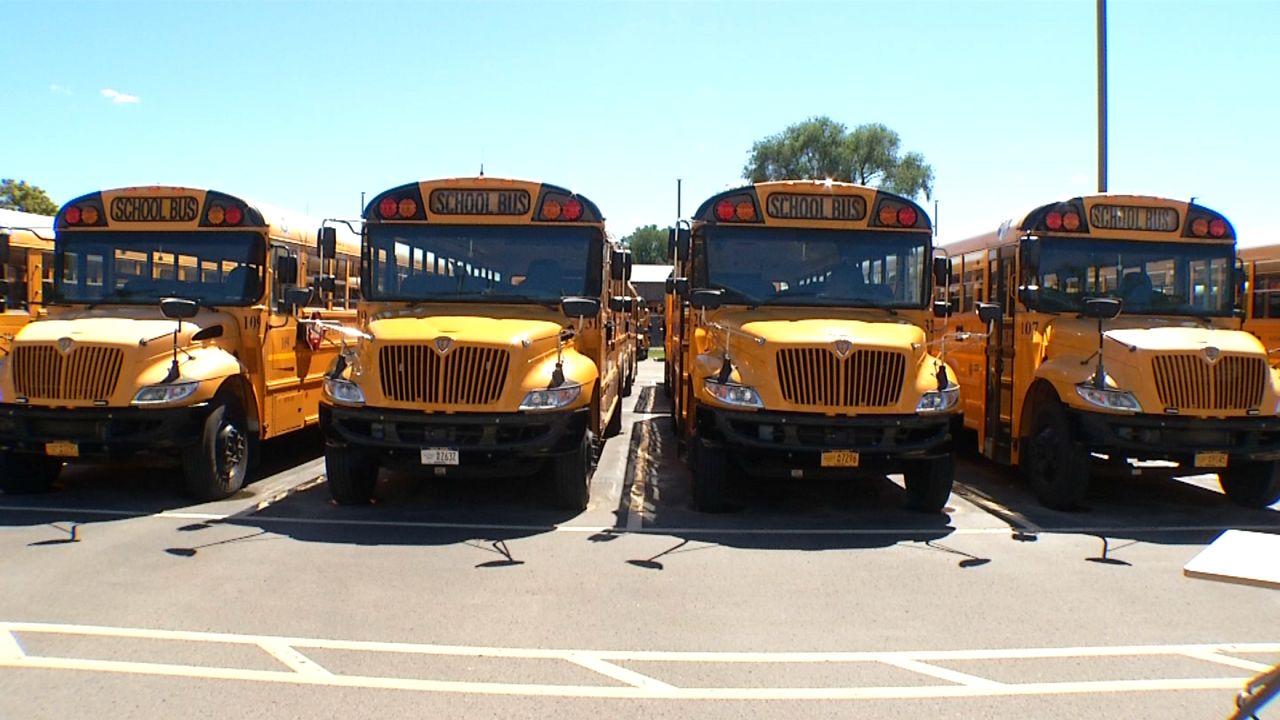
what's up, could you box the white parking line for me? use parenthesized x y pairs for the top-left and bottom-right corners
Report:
(1181, 650), (1275, 674)
(0, 620), (1273, 701)
(0, 629), (24, 659)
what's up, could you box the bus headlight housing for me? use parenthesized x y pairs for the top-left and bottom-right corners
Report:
(133, 381), (200, 406)
(704, 379), (764, 409)
(916, 387), (959, 413)
(323, 377), (366, 406)
(1075, 383), (1141, 412)
(520, 384), (582, 411)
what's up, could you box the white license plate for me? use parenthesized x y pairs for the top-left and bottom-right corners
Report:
(420, 448), (459, 466)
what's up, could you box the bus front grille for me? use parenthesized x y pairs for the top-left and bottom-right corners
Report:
(776, 348), (906, 408)
(13, 345), (124, 401)
(378, 344), (510, 406)
(1152, 355), (1266, 411)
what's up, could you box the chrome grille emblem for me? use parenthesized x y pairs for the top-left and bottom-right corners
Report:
(834, 339), (852, 358)
(433, 336), (454, 354)
(1203, 346), (1221, 364)
(56, 337), (73, 354)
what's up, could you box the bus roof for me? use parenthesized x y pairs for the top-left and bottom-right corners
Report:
(364, 177), (604, 225)
(942, 193), (1234, 256)
(0, 207), (56, 248)
(691, 180), (931, 231)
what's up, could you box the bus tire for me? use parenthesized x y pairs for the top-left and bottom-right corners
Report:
(325, 445), (377, 505)
(181, 401), (249, 501)
(690, 439), (732, 512)
(0, 452), (62, 495)
(1023, 401), (1088, 510)
(904, 455), (954, 512)
(1218, 460), (1280, 508)
(551, 430), (592, 511)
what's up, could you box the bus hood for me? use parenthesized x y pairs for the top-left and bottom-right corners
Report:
(365, 315), (564, 349)
(1042, 318), (1277, 415)
(708, 308), (928, 354)
(13, 309), (235, 352)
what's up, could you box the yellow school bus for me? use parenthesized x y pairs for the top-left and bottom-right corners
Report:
(1239, 243), (1280, 354)
(941, 195), (1280, 509)
(0, 186), (360, 499)
(668, 180), (959, 512)
(319, 177), (625, 510)
(0, 209), (55, 354)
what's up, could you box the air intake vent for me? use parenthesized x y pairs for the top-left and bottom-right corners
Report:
(1152, 355), (1265, 410)
(378, 344), (510, 406)
(13, 345), (124, 401)
(776, 348), (905, 408)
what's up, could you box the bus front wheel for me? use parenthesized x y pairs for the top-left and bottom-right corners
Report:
(1024, 401), (1089, 510)
(326, 445), (377, 505)
(0, 452), (62, 494)
(1218, 460), (1280, 508)
(182, 401), (248, 501)
(904, 455), (954, 512)
(550, 431), (593, 512)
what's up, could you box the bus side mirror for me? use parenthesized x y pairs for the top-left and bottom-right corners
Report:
(675, 228), (690, 262)
(277, 255), (299, 284)
(624, 297), (635, 313)
(609, 296), (626, 312)
(976, 302), (1003, 324)
(932, 300), (952, 318)
(674, 278), (689, 299)
(318, 227), (337, 258)
(283, 286), (314, 313)
(932, 257), (951, 287)
(1018, 285), (1041, 308)
(664, 277), (675, 294)
(624, 251), (633, 282)
(690, 289), (723, 310)
(610, 249), (626, 281)
(160, 297), (199, 320)
(315, 274), (337, 294)
(1083, 297), (1121, 319)
(0, 231), (10, 265)
(561, 296), (600, 319)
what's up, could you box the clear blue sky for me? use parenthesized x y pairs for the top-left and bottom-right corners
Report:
(6, 1), (1278, 247)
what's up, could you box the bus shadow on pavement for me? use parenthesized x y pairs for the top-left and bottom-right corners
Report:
(951, 448), (1280, 547)
(0, 427), (326, 528)
(615, 415), (957, 553)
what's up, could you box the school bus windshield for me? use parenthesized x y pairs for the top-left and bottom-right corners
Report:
(51, 230), (266, 307)
(1036, 237), (1234, 316)
(365, 224), (602, 303)
(702, 226), (929, 308)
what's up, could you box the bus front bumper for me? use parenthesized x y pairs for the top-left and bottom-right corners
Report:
(1070, 409), (1280, 464)
(695, 406), (957, 476)
(0, 403), (208, 462)
(320, 404), (589, 475)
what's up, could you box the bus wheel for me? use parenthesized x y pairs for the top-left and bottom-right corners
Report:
(182, 401), (249, 501)
(0, 452), (62, 494)
(550, 430), (592, 511)
(1024, 401), (1088, 510)
(690, 439), (732, 512)
(326, 445), (377, 505)
(1218, 460), (1280, 508)
(904, 455), (954, 512)
(622, 362), (634, 398)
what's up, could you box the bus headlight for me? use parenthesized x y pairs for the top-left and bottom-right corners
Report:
(133, 381), (200, 406)
(704, 379), (764, 409)
(520, 384), (582, 411)
(1075, 383), (1141, 412)
(916, 387), (959, 413)
(323, 377), (366, 406)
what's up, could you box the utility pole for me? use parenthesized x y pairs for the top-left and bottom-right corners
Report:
(1097, 0), (1108, 193)
(677, 178), (682, 219)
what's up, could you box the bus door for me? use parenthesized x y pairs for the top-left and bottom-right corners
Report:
(983, 245), (1017, 464)
(262, 243), (308, 437)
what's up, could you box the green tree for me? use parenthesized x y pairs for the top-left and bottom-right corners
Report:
(620, 224), (668, 264)
(0, 179), (58, 215)
(743, 117), (934, 200)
